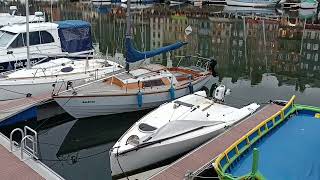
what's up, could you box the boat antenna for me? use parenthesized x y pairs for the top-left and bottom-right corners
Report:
(25, 0), (31, 69)
(125, 0), (132, 73)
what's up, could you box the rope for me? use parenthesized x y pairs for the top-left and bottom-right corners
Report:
(39, 148), (109, 162)
(116, 147), (130, 180)
(0, 87), (29, 96)
(34, 116), (55, 131)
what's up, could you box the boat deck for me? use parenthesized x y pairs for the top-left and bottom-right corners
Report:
(56, 78), (171, 97)
(0, 93), (52, 123)
(149, 103), (282, 180)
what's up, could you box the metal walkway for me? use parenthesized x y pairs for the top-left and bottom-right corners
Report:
(149, 103), (282, 180)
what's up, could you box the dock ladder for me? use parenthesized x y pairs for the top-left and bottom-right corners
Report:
(9, 126), (38, 160)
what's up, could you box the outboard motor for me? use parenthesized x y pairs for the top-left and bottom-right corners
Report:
(209, 58), (218, 77)
(214, 85), (231, 102)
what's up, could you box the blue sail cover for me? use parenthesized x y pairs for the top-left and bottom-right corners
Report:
(125, 38), (187, 63)
(57, 20), (93, 53)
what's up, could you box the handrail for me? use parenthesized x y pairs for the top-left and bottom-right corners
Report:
(214, 95), (296, 179)
(175, 55), (212, 71)
(10, 128), (24, 152)
(20, 135), (35, 160)
(9, 126), (38, 160)
(24, 126), (38, 157)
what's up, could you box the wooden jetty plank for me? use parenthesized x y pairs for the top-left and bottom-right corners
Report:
(0, 144), (44, 180)
(0, 93), (52, 111)
(0, 131), (64, 180)
(150, 104), (282, 180)
(0, 94), (52, 121)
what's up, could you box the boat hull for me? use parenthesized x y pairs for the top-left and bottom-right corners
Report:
(0, 79), (84, 101)
(0, 67), (121, 101)
(226, 0), (278, 7)
(54, 76), (210, 118)
(110, 124), (226, 176)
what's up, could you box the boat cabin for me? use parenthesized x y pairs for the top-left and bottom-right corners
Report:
(102, 64), (207, 91)
(0, 20), (93, 71)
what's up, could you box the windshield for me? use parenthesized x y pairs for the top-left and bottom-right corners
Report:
(0, 30), (16, 48)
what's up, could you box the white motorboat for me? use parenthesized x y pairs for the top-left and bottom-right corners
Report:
(0, 57), (123, 101)
(226, 0), (285, 7)
(109, 85), (260, 176)
(0, 6), (44, 28)
(0, 20), (94, 71)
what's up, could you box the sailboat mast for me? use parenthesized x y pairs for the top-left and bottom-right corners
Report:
(125, 0), (131, 71)
(25, 0), (31, 69)
(125, 0), (131, 39)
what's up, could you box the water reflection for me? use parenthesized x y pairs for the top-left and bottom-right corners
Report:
(1, 2), (320, 179)
(36, 110), (151, 180)
(46, 3), (319, 90)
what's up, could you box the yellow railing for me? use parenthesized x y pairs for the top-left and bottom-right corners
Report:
(214, 95), (296, 179)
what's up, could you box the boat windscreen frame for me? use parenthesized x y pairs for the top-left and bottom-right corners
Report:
(0, 30), (17, 48)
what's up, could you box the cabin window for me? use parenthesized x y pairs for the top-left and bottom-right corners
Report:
(142, 79), (165, 88)
(30, 31), (54, 45)
(9, 33), (25, 48)
(0, 31), (16, 48)
(139, 123), (157, 132)
(29, 32), (41, 45)
(40, 31), (54, 44)
(9, 31), (54, 48)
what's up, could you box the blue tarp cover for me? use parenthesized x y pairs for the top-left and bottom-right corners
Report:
(231, 113), (320, 180)
(57, 20), (93, 53)
(125, 38), (187, 63)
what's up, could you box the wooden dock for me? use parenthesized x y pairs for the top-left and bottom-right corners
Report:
(149, 103), (282, 180)
(0, 131), (64, 180)
(0, 94), (52, 126)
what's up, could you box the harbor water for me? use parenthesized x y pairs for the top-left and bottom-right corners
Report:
(1, 1), (320, 179)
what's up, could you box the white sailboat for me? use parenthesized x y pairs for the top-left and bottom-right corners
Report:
(53, 60), (214, 118)
(109, 85), (260, 176)
(53, 0), (215, 119)
(0, 2), (124, 101)
(0, 58), (123, 101)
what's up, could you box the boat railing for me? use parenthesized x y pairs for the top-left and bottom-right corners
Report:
(175, 55), (213, 71)
(10, 126), (38, 161)
(213, 95), (296, 179)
